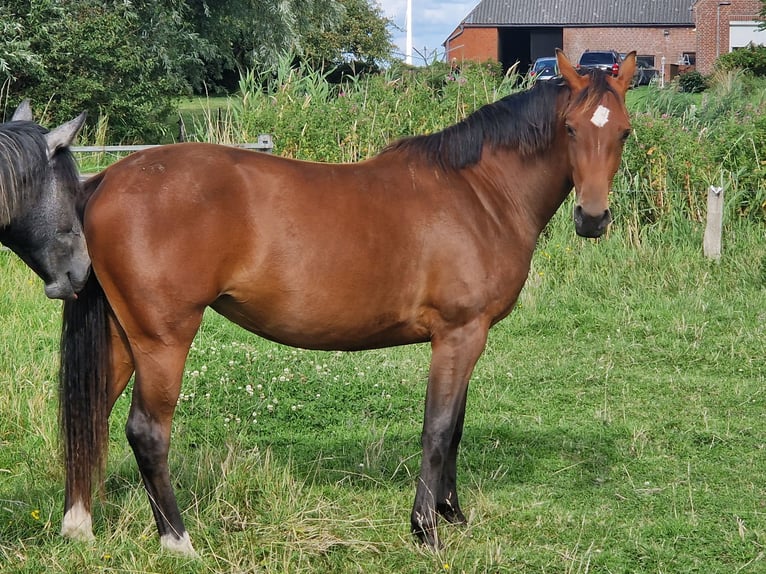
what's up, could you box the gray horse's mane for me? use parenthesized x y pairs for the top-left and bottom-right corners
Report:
(0, 121), (50, 227)
(0, 120), (80, 229)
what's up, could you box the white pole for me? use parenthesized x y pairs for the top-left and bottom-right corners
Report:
(405, 0), (413, 65)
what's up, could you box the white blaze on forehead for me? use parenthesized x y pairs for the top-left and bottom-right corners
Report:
(590, 105), (610, 127)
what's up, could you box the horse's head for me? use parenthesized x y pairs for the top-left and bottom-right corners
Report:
(556, 49), (635, 238)
(0, 103), (90, 300)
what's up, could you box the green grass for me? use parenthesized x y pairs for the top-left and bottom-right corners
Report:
(175, 96), (236, 140)
(1, 211), (765, 573)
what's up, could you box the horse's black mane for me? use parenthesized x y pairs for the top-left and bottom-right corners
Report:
(0, 120), (79, 226)
(382, 70), (615, 171)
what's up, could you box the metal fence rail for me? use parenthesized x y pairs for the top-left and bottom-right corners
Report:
(71, 134), (274, 155)
(74, 135), (274, 181)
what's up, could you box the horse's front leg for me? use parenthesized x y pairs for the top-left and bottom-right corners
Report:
(411, 319), (488, 547)
(437, 385), (468, 525)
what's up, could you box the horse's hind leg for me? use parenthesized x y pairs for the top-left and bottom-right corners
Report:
(124, 320), (202, 557)
(61, 314), (135, 541)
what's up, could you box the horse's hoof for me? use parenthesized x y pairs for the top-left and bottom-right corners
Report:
(61, 502), (95, 542)
(160, 532), (199, 558)
(437, 503), (467, 525)
(411, 522), (441, 549)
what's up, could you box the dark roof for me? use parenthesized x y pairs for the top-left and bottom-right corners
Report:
(462, 0), (695, 26)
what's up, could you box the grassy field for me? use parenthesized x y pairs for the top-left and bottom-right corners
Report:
(1, 206), (764, 572)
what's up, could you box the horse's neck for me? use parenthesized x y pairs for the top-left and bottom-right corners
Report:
(466, 143), (572, 238)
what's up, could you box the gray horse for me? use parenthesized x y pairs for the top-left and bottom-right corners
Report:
(0, 100), (90, 299)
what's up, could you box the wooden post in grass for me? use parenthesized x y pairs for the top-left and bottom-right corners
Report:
(703, 185), (724, 260)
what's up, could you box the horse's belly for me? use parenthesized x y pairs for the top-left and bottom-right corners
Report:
(210, 293), (431, 352)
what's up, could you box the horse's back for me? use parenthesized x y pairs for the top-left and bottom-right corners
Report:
(83, 143), (521, 350)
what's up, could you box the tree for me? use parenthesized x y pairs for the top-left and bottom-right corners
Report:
(0, 7), (42, 92)
(302, 0), (395, 70)
(188, 0), (346, 91)
(2, 0), (392, 139)
(4, 0), (208, 140)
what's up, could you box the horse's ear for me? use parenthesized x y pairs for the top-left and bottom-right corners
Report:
(45, 112), (87, 159)
(556, 48), (588, 92)
(11, 99), (33, 122)
(614, 51), (637, 95)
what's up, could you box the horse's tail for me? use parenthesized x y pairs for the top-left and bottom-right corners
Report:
(59, 173), (111, 507)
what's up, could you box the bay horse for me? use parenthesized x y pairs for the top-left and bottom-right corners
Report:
(0, 100), (89, 299)
(60, 50), (636, 554)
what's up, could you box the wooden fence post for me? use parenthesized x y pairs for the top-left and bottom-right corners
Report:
(703, 185), (724, 260)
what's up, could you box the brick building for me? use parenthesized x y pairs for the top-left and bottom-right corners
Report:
(445, 0), (765, 79)
(693, 0), (764, 74)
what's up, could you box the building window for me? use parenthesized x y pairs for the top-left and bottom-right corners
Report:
(637, 55), (655, 68)
(681, 52), (696, 66)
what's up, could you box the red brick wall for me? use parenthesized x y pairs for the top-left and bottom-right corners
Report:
(564, 27), (696, 80)
(694, 0), (762, 74)
(447, 25), (697, 80)
(448, 0), (762, 77)
(445, 27), (498, 63)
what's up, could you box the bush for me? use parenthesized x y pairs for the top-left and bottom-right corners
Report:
(716, 44), (766, 76)
(677, 71), (708, 93)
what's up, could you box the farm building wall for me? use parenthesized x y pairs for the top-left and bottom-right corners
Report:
(693, 0), (763, 74)
(564, 27), (697, 79)
(446, 27), (498, 63)
(444, 0), (764, 78)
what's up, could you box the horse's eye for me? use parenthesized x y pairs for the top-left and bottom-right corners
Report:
(621, 129), (631, 142)
(565, 124), (576, 137)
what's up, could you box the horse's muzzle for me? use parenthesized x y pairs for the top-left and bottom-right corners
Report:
(574, 205), (612, 238)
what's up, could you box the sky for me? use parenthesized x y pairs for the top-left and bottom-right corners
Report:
(376, 0), (477, 65)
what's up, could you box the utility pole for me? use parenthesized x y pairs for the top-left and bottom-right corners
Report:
(406, 0), (413, 65)
(716, 2), (732, 59)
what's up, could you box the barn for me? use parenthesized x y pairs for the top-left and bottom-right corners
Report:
(444, 0), (764, 79)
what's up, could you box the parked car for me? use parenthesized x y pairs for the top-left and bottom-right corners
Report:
(577, 50), (622, 76)
(529, 56), (558, 81)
